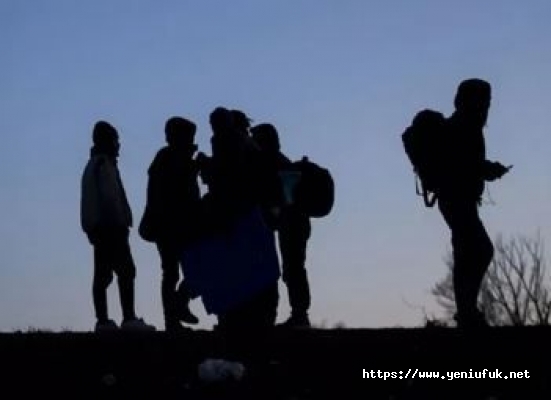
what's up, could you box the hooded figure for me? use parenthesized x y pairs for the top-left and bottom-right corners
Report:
(81, 121), (155, 332)
(437, 79), (510, 328)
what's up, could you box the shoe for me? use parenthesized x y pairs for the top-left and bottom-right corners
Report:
(121, 317), (156, 332)
(165, 322), (192, 333)
(95, 319), (119, 333)
(177, 306), (199, 325)
(278, 313), (311, 329)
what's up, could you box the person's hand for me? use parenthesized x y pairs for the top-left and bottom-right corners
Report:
(196, 153), (212, 182)
(196, 151), (208, 162)
(486, 162), (512, 181)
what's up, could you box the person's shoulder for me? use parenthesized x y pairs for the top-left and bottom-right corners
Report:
(149, 146), (171, 169)
(85, 155), (114, 182)
(442, 114), (461, 138)
(89, 153), (110, 169)
(155, 146), (172, 159)
(82, 156), (95, 176)
(279, 152), (292, 165)
(445, 112), (466, 129)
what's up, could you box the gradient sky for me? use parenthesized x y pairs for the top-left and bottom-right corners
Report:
(1, 1), (550, 332)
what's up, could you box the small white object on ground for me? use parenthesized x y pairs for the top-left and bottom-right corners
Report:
(198, 358), (246, 383)
(101, 373), (116, 386)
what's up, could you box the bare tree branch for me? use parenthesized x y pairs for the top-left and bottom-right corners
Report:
(431, 233), (551, 326)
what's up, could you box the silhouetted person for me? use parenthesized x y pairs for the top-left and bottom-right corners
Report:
(230, 110), (282, 222)
(143, 117), (201, 332)
(251, 123), (312, 328)
(231, 109), (253, 138)
(438, 79), (511, 328)
(202, 108), (279, 332)
(202, 108), (265, 225)
(81, 121), (155, 332)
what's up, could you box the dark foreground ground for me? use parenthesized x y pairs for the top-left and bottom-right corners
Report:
(1, 326), (550, 399)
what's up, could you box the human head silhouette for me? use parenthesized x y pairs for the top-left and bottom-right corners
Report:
(454, 78), (492, 127)
(209, 107), (234, 136)
(251, 123), (280, 154)
(165, 116), (197, 151)
(92, 121), (119, 157)
(231, 109), (252, 132)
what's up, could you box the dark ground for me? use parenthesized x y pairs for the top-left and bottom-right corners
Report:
(1, 327), (550, 399)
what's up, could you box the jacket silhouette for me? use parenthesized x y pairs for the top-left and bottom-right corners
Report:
(81, 148), (132, 236)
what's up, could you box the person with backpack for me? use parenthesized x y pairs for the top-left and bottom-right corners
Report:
(81, 121), (155, 332)
(251, 123), (314, 328)
(404, 79), (511, 328)
(441, 79), (511, 328)
(139, 117), (201, 332)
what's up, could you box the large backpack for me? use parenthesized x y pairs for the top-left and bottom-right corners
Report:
(402, 109), (447, 207)
(292, 157), (334, 218)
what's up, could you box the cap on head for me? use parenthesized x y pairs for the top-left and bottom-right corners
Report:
(230, 109), (253, 130)
(251, 123), (280, 153)
(165, 116), (196, 146)
(454, 78), (491, 110)
(92, 120), (118, 146)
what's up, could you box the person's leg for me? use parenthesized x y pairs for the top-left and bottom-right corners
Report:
(257, 282), (279, 328)
(216, 283), (279, 363)
(108, 229), (155, 331)
(157, 240), (181, 330)
(439, 199), (492, 326)
(440, 199), (471, 319)
(111, 230), (137, 322)
(176, 279), (199, 324)
(165, 237), (199, 325)
(279, 213), (311, 325)
(217, 304), (245, 334)
(465, 213), (494, 315)
(92, 241), (114, 324)
(217, 282), (278, 330)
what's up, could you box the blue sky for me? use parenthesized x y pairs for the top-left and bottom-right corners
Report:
(1, 1), (550, 331)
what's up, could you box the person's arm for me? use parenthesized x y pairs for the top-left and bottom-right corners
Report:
(196, 152), (213, 186)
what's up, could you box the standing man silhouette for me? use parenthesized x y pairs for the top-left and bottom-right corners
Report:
(438, 79), (511, 328)
(142, 117), (201, 332)
(81, 121), (155, 332)
(251, 123), (312, 328)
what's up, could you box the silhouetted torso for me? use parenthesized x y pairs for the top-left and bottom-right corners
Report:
(440, 113), (487, 202)
(81, 147), (133, 235)
(206, 133), (275, 221)
(147, 146), (200, 241)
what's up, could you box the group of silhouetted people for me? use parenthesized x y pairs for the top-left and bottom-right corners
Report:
(81, 108), (314, 333)
(81, 77), (511, 333)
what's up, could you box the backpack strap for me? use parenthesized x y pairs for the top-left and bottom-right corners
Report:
(415, 173), (437, 207)
(423, 188), (438, 208)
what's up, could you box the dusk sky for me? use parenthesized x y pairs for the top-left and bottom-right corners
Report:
(1, 1), (550, 331)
